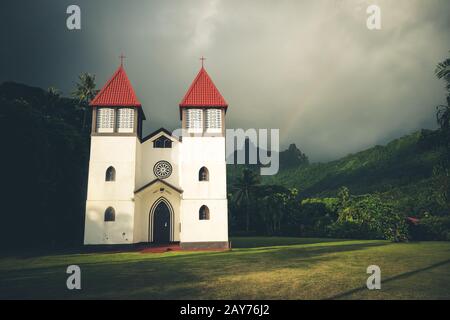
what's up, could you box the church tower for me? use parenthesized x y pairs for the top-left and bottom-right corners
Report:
(83, 57), (229, 249)
(178, 61), (229, 249)
(84, 61), (146, 244)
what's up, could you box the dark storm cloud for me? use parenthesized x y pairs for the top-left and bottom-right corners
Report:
(2, 0), (449, 161)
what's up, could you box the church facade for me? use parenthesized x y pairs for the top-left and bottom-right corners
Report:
(83, 61), (229, 249)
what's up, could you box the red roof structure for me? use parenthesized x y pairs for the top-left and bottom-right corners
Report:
(90, 64), (141, 107)
(179, 66), (228, 108)
(407, 217), (420, 225)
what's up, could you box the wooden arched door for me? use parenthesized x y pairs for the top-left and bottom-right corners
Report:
(152, 201), (171, 244)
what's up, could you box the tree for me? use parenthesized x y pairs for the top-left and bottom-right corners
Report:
(432, 164), (450, 212)
(255, 185), (293, 235)
(330, 194), (409, 241)
(47, 86), (61, 100)
(259, 193), (285, 235)
(436, 102), (450, 132)
(435, 53), (450, 135)
(337, 186), (350, 208)
(433, 53), (450, 206)
(435, 52), (450, 94)
(232, 168), (260, 232)
(72, 73), (98, 130)
(46, 87), (61, 113)
(0, 83), (90, 249)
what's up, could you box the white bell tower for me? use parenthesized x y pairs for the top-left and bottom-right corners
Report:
(84, 60), (146, 244)
(178, 59), (229, 249)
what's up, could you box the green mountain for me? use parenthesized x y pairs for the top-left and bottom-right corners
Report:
(228, 130), (444, 215)
(1, 81), (446, 248)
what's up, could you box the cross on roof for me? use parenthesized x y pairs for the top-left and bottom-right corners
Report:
(119, 53), (126, 66)
(200, 56), (206, 68)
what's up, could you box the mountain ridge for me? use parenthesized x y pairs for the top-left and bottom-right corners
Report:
(228, 129), (443, 215)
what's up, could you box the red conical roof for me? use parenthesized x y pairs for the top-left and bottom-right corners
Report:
(179, 67), (228, 108)
(90, 64), (141, 107)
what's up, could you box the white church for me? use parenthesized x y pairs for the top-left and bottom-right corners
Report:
(83, 60), (229, 249)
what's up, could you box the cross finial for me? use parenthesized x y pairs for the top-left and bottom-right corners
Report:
(200, 56), (206, 68)
(119, 53), (126, 66)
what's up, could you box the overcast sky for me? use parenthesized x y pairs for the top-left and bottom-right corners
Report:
(1, 0), (449, 161)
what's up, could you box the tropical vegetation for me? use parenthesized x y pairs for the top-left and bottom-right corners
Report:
(0, 53), (449, 250)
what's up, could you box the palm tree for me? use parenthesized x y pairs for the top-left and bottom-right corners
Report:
(434, 53), (450, 200)
(72, 73), (98, 130)
(435, 53), (450, 93)
(436, 103), (450, 132)
(435, 53), (450, 132)
(47, 86), (61, 99)
(232, 168), (260, 232)
(254, 185), (291, 235)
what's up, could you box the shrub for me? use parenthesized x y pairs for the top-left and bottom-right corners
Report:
(411, 216), (450, 240)
(333, 194), (409, 241)
(327, 220), (377, 239)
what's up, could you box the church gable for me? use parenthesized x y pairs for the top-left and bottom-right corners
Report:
(141, 128), (180, 145)
(135, 178), (183, 195)
(152, 135), (172, 148)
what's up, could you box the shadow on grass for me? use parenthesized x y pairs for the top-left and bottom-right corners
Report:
(327, 258), (450, 300)
(0, 240), (389, 299)
(0, 243), (155, 259)
(1, 237), (355, 259)
(230, 237), (356, 248)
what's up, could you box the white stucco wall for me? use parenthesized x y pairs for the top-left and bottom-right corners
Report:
(179, 137), (227, 199)
(85, 200), (134, 244)
(180, 199), (228, 242)
(179, 136), (229, 244)
(137, 133), (180, 189)
(84, 131), (229, 246)
(84, 136), (138, 244)
(134, 182), (181, 243)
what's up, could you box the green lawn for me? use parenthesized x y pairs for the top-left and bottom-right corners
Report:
(1, 237), (450, 299)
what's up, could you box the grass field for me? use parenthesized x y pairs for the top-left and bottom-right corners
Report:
(1, 237), (450, 299)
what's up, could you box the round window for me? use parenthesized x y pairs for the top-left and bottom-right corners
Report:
(153, 161), (172, 179)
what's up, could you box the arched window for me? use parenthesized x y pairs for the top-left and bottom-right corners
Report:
(104, 207), (115, 222)
(199, 167), (209, 181)
(105, 166), (116, 181)
(199, 205), (210, 220)
(153, 136), (172, 148)
(154, 138), (163, 148)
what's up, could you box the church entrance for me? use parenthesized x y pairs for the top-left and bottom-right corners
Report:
(152, 201), (171, 244)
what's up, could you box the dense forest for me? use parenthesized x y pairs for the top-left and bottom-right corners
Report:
(228, 53), (450, 241)
(0, 54), (449, 250)
(227, 129), (449, 241)
(0, 80), (92, 250)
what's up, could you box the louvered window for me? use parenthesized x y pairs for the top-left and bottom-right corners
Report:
(97, 108), (115, 133)
(118, 108), (134, 133)
(206, 109), (221, 131)
(186, 109), (203, 132)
